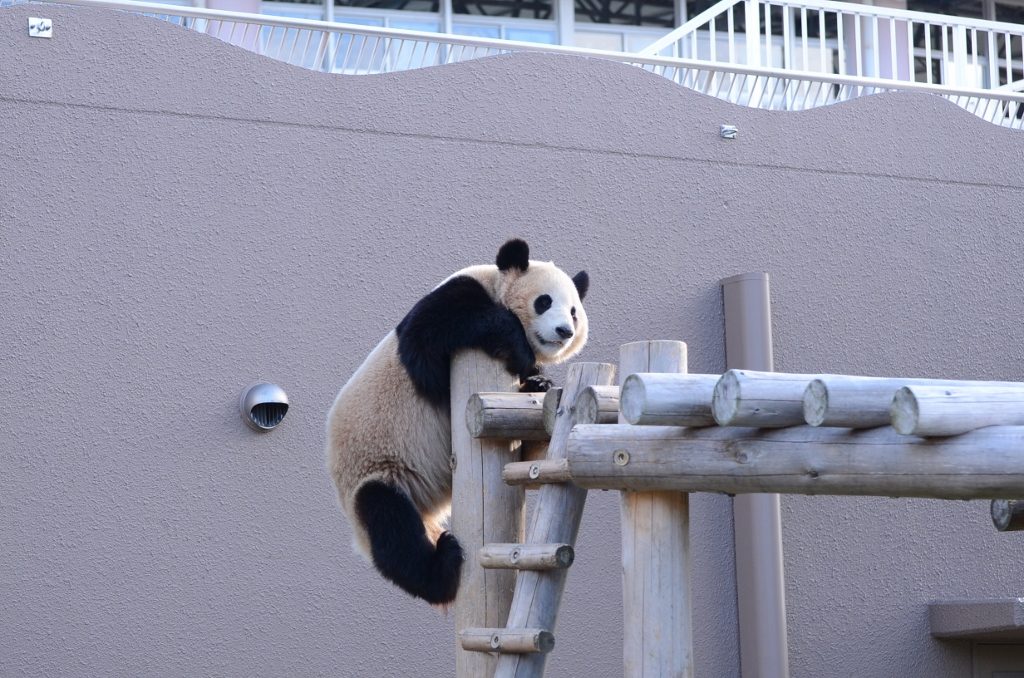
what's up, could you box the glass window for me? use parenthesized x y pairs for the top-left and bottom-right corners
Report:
(337, 0), (438, 12)
(504, 27), (557, 42)
(996, 2), (1024, 23)
(389, 18), (441, 30)
(575, 30), (623, 50)
(575, 0), (674, 27)
(335, 15), (386, 25)
(453, 23), (502, 37)
(455, 0), (553, 20)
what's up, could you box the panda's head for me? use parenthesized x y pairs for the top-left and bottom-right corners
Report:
(494, 239), (589, 364)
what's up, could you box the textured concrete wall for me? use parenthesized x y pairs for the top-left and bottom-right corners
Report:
(2, 4), (1024, 676)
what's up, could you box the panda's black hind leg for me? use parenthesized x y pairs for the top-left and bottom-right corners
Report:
(354, 480), (464, 605)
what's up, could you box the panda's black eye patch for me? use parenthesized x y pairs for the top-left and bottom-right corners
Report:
(571, 307), (576, 318)
(534, 295), (552, 315)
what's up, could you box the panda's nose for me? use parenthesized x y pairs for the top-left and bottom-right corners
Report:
(555, 325), (574, 340)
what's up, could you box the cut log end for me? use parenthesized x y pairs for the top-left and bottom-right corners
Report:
(542, 387), (563, 436)
(711, 370), (741, 426)
(575, 385), (619, 425)
(991, 499), (1024, 531)
(803, 379), (828, 427)
(890, 387), (920, 436)
(620, 374), (645, 425)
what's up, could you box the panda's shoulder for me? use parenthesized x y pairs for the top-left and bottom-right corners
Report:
(437, 264), (499, 297)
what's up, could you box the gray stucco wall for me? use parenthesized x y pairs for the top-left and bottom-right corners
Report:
(2, 4), (1024, 675)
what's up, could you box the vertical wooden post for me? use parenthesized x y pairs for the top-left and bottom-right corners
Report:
(495, 362), (617, 678)
(620, 340), (693, 678)
(452, 350), (525, 678)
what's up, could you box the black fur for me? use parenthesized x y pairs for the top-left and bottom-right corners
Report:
(354, 481), (464, 605)
(396, 275), (536, 407)
(496, 239), (530, 272)
(572, 270), (589, 300)
(521, 374), (554, 392)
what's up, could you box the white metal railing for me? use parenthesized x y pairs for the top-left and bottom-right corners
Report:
(3, 0), (1024, 126)
(642, 0), (1024, 92)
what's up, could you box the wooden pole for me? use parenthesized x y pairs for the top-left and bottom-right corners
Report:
(467, 392), (550, 440)
(494, 362), (616, 678)
(565, 423), (1024, 498)
(891, 384), (1024, 437)
(619, 372), (720, 426)
(803, 375), (1024, 429)
(452, 350), (525, 678)
(712, 369), (817, 428)
(619, 341), (693, 678)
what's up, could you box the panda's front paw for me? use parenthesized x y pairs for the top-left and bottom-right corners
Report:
(521, 375), (553, 393)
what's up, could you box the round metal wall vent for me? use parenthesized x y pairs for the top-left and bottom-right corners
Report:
(240, 381), (289, 431)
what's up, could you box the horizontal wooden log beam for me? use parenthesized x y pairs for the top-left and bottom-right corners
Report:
(565, 424), (1024, 499)
(460, 628), (555, 654)
(478, 543), (574, 570)
(712, 370), (818, 428)
(892, 384), (1024, 437)
(804, 375), (1024, 429)
(467, 392), (549, 441)
(575, 385), (619, 425)
(619, 373), (718, 426)
(503, 458), (570, 486)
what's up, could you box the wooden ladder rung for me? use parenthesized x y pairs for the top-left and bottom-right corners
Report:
(478, 543), (575, 570)
(459, 628), (555, 654)
(502, 458), (570, 485)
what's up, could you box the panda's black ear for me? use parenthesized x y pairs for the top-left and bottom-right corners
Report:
(572, 271), (589, 300)
(496, 239), (530, 273)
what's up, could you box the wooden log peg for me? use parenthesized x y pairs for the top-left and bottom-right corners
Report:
(503, 458), (571, 486)
(466, 392), (549, 440)
(619, 372), (718, 426)
(460, 629), (556, 654)
(991, 499), (1024, 531)
(575, 385), (620, 425)
(892, 384), (1024, 437)
(713, 369), (819, 428)
(805, 375), (1024, 429)
(479, 543), (575, 570)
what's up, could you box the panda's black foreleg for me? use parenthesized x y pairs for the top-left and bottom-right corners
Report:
(397, 275), (537, 406)
(354, 480), (464, 605)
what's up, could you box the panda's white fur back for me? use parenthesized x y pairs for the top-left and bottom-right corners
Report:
(327, 330), (453, 558)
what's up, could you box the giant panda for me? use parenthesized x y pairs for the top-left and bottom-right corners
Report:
(326, 239), (589, 605)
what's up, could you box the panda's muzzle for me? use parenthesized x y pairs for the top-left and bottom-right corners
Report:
(536, 332), (565, 347)
(537, 325), (574, 347)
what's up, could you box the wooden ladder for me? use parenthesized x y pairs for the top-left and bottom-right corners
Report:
(451, 356), (615, 678)
(453, 342), (693, 678)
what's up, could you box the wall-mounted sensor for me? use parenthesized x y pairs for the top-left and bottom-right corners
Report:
(240, 382), (289, 431)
